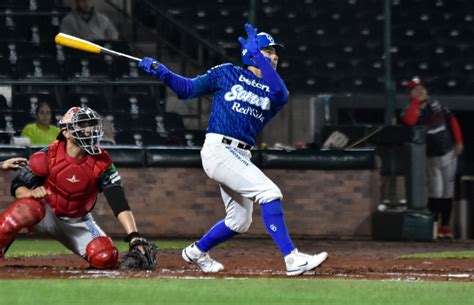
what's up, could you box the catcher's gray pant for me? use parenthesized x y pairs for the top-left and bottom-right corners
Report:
(427, 149), (457, 198)
(32, 203), (106, 257)
(201, 133), (283, 233)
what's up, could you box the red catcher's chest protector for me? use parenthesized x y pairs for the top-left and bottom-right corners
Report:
(30, 141), (111, 217)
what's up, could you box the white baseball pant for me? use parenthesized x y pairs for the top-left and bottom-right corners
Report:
(201, 133), (283, 233)
(427, 149), (457, 198)
(33, 203), (106, 257)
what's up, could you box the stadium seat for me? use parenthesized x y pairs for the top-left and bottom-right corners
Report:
(0, 95), (9, 111)
(12, 93), (59, 114)
(0, 18), (29, 42)
(0, 0), (28, 10)
(65, 57), (112, 79)
(437, 78), (468, 95)
(0, 115), (15, 145)
(92, 40), (131, 54)
(16, 57), (62, 79)
(64, 92), (110, 113)
(183, 129), (206, 147)
(115, 130), (169, 146)
(113, 58), (149, 79)
(0, 0), (57, 10)
(0, 112), (15, 131)
(11, 111), (33, 133)
(30, 0), (61, 11)
(113, 111), (158, 131)
(24, 23), (57, 46)
(51, 112), (63, 126)
(0, 41), (31, 62)
(155, 112), (185, 134)
(0, 130), (12, 144)
(114, 93), (157, 114)
(113, 111), (185, 138)
(0, 42), (11, 58)
(0, 58), (15, 78)
(344, 76), (385, 94)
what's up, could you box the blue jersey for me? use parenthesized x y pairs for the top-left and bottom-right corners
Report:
(188, 63), (288, 146)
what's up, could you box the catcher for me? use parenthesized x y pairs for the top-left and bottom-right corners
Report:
(0, 106), (157, 270)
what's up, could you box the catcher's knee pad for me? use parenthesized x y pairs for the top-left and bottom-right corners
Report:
(0, 198), (45, 248)
(86, 236), (119, 269)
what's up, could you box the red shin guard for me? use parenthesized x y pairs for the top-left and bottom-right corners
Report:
(0, 198), (45, 249)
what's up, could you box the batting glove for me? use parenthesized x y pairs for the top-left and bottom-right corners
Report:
(139, 57), (160, 75)
(238, 23), (259, 54)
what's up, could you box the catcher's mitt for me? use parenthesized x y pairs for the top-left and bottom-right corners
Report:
(121, 238), (158, 271)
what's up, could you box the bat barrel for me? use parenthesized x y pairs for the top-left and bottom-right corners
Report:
(55, 33), (159, 70)
(55, 33), (102, 54)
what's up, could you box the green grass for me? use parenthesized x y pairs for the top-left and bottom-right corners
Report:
(399, 251), (474, 259)
(0, 278), (473, 305)
(3, 240), (474, 305)
(6, 239), (190, 257)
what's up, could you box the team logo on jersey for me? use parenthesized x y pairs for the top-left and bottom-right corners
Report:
(66, 175), (80, 183)
(224, 85), (270, 110)
(231, 102), (265, 122)
(238, 75), (270, 92)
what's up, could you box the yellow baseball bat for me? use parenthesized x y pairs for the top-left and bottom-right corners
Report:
(54, 33), (158, 68)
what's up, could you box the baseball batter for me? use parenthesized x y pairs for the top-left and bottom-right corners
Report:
(402, 77), (464, 239)
(139, 23), (328, 276)
(0, 107), (156, 269)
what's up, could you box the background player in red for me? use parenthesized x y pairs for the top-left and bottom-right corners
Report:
(0, 107), (156, 269)
(401, 77), (463, 239)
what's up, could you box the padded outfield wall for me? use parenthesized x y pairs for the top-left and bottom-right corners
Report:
(0, 147), (379, 238)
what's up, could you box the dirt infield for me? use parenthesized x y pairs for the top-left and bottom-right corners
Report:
(1, 239), (473, 281)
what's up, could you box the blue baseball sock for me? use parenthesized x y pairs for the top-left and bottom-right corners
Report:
(195, 219), (237, 252)
(261, 199), (295, 256)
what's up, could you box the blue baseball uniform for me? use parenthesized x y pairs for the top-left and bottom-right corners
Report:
(138, 24), (328, 276)
(188, 63), (287, 145)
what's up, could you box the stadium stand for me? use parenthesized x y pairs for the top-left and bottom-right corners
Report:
(141, 0), (474, 95)
(2, 0), (474, 148)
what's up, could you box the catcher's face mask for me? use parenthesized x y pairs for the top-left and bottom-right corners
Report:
(59, 107), (104, 155)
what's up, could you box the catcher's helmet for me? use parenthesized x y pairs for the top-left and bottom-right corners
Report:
(241, 32), (284, 67)
(58, 106), (104, 155)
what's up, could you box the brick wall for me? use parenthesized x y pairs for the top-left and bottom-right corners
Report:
(0, 167), (380, 239)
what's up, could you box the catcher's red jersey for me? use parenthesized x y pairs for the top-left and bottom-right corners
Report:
(29, 141), (112, 217)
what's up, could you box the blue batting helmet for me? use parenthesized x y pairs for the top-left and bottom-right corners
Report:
(241, 32), (284, 67)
